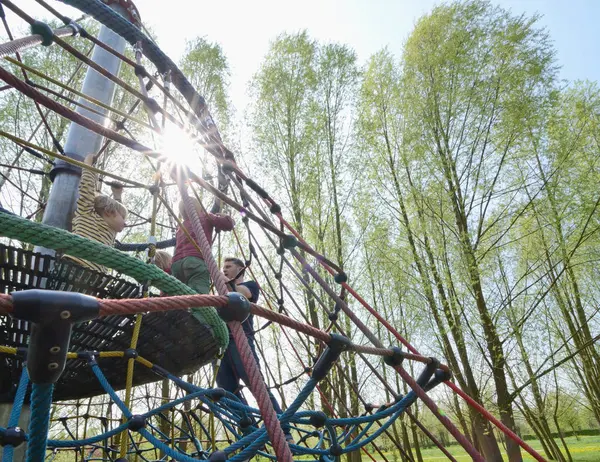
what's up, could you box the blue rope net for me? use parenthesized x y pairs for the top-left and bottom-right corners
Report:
(0, 351), (442, 461)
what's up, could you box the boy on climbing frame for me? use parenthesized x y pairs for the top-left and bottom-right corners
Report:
(171, 197), (234, 295)
(154, 250), (172, 274)
(219, 257), (295, 444)
(66, 154), (127, 273)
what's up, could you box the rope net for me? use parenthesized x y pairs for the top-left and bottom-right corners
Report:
(0, 1), (546, 461)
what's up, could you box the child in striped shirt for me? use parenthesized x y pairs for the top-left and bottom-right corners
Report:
(67, 154), (127, 273)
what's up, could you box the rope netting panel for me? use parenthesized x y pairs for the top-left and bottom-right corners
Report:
(0, 1), (548, 461)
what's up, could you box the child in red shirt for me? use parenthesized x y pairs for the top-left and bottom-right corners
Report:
(171, 198), (234, 295)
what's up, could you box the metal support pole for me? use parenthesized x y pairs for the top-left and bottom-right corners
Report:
(36, 3), (130, 246)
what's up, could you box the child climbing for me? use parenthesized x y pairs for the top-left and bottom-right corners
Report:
(66, 154), (127, 273)
(154, 250), (172, 274)
(171, 196), (234, 295)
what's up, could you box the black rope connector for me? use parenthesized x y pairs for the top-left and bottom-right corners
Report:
(245, 178), (269, 199)
(207, 388), (226, 401)
(115, 120), (126, 131)
(16, 347), (27, 360)
(282, 235), (298, 249)
(0, 426), (27, 447)
(304, 366), (312, 374)
(218, 292), (251, 323)
(12, 290), (99, 384)
(270, 203), (281, 214)
(328, 312), (338, 322)
(416, 358), (440, 388)
(330, 444), (343, 456)
(128, 415), (146, 432)
(221, 162), (235, 174)
(134, 64), (148, 78)
(239, 415), (253, 429)
(309, 411), (327, 428)
(208, 450), (228, 461)
(274, 272), (282, 280)
(364, 403), (374, 413)
(124, 348), (138, 359)
(334, 272), (348, 284)
(145, 98), (160, 114)
(66, 21), (81, 36)
(77, 351), (99, 365)
(151, 364), (169, 378)
(311, 333), (352, 382)
(30, 21), (54, 47)
(424, 368), (453, 393)
(383, 347), (404, 367)
(394, 393), (405, 403)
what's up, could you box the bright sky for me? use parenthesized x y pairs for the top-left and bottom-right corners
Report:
(14, 0), (600, 115)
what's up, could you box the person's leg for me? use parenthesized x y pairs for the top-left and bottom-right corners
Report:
(173, 256), (215, 325)
(181, 257), (210, 294)
(216, 347), (240, 395)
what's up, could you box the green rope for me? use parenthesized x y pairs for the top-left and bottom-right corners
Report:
(0, 211), (229, 349)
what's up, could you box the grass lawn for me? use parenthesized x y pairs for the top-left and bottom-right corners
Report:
(382, 435), (600, 461)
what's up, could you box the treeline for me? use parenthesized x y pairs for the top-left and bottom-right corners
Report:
(242, 1), (600, 461)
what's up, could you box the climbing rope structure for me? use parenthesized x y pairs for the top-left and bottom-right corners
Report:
(0, 1), (549, 461)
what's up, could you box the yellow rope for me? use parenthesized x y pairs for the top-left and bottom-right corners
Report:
(135, 356), (153, 369)
(99, 351), (125, 358)
(0, 345), (17, 354)
(119, 313), (144, 458)
(4, 57), (155, 132)
(0, 129), (151, 188)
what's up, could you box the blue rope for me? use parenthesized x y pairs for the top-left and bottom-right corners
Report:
(228, 377), (318, 461)
(8, 368), (29, 427)
(2, 368), (30, 462)
(90, 363), (131, 418)
(47, 423), (128, 448)
(25, 383), (54, 462)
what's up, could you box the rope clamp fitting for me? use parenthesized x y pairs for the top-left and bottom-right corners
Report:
(329, 444), (343, 456)
(218, 292), (251, 323)
(208, 450), (228, 461)
(415, 357), (441, 388)
(207, 388), (226, 402)
(424, 367), (453, 392)
(128, 415), (146, 432)
(309, 411), (327, 428)
(0, 426), (27, 447)
(334, 272), (348, 284)
(30, 21), (54, 47)
(124, 348), (138, 359)
(383, 347), (405, 367)
(12, 290), (99, 384)
(311, 333), (352, 382)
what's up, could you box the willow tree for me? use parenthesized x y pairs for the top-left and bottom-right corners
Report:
(357, 46), (506, 460)
(401, 1), (556, 460)
(247, 31), (324, 379)
(180, 37), (231, 130)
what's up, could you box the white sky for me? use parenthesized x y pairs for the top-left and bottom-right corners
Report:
(14, 0), (600, 117)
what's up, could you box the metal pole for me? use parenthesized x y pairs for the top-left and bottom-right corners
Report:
(36, 2), (132, 246)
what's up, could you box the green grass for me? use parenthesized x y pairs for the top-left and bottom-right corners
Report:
(369, 435), (600, 461)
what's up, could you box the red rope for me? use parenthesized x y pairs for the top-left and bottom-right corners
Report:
(275, 212), (546, 462)
(178, 186), (292, 461)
